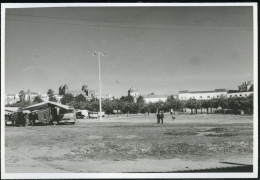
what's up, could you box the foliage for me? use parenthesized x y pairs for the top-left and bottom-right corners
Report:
(49, 96), (57, 102)
(33, 95), (44, 103)
(60, 93), (74, 105)
(186, 99), (197, 114)
(19, 90), (26, 102)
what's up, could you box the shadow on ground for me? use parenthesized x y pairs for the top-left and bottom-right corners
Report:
(129, 162), (253, 173)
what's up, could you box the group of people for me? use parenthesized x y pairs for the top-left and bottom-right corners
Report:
(156, 111), (164, 124)
(9, 111), (39, 126)
(156, 110), (176, 124)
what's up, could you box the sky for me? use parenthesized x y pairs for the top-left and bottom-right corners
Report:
(4, 6), (254, 97)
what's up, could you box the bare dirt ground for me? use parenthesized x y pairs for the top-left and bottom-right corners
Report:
(5, 114), (253, 173)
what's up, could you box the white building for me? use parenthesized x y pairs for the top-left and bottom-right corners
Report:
(40, 93), (49, 102)
(143, 94), (168, 103)
(5, 94), (18, 105)
(227, 91), (253, 98)
(54, 94), (63, 103)
(178, 89), (228, 100)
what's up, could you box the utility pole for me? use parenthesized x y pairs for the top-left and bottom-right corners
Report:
(93, 51), (106, 121)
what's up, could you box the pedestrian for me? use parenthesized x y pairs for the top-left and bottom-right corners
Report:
(156, 112), (160, 124)
(28, 113), (33, 125)
(32, 112), (38, 126)
(17, 111), (22, 127)
(22, 112), (26, 126)
(160, 111), (164, 124)
(170, 109), (173, 115)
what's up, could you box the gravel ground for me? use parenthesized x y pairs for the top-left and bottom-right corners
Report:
(4, 114), (253, 173)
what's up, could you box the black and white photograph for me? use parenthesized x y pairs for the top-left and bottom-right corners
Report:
(1, 3), (258, 179)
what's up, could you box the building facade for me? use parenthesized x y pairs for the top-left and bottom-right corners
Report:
(178, 89), (228, 100)
(238, 80), (253, 92)
(178, 80), (253, 100)
(143, 94), (168, 103)
(128, 87), (140, 102)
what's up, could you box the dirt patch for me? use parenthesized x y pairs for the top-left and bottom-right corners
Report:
(5, 114), (253, 173)
(165, 131), (198, 136)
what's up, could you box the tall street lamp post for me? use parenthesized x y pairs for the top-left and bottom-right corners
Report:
(93, 51), (106, 121)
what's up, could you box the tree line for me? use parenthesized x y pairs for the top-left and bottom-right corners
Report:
(60, 93), (254, 116)
(7, 89), (253, 116)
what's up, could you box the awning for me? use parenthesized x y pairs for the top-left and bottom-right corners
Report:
(21, 101), (70, 111)
(5, 107), (20, 113)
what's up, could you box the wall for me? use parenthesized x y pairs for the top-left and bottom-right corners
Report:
(178, 92), (228, 100)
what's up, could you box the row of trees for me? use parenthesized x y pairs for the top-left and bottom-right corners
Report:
(184, 95), (254, 115)
(6, 90), (45, 108)
(7, 89), (253, 116)
(60, 93), (254, 116)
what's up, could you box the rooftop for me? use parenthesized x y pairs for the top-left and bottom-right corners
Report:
(143, 94), (168, 98)
(179, 89), (228, 94)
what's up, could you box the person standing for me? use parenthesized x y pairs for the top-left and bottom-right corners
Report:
(156, 112), (160, 124)
(160, 112), (164, 124)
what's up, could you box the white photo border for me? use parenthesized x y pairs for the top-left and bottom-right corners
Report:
(1, 2), (258, 179)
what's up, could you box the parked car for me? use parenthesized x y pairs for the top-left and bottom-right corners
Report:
(89, 112), (98, 119)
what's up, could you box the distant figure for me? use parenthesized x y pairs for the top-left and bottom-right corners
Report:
(160, 112), (164, 124)
(170, 109), (173, 115)
(156, 112), (160, 124)
(22, 113), (28, 126)
(32, 112), (38, 126)
(17, 111), (23, 127)
(28, 113), (33, 125)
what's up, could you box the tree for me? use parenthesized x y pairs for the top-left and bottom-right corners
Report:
(208, 99), (214, 114)
(136, 96), (145, 113)
(217, 96), (228, 114)
(75, 94), (86, 103)
(47, 89), (57, 102)
(227, 97), (241, 114)
(246, 94), (254, 115)
(146, 102), (153, 115)
(112, 99), (123, 117)
(120, 96), (135, 116)
(194, 100), (201, 114)
(120, 96), (134, 103)
(154, 101), (164, 113)
(178, 100), (187, 112)
(102, 99), (113, 117)
(137, 95), (145, 104)
(212, 98), (219, 112)
(201, 100), (210, 114)
(60, 93), (74, 105)
(33, 95), (44, 103)
(186, 99), (196, 114)
(19, 90), (26, 102)
(49, 96), (57, 102)
(166, 95), (178, 113)
(47, 89), (54, 98)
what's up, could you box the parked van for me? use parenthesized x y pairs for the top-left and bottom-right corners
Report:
(89, 111), (105, 118)
(76, 110), (88, 119)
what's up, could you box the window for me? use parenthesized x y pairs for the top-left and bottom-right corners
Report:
(235, 95), (238, 97)
(200, 96), (202, 98)
(230, 95), (232, 97)
(245, 94), (247, 97)
(217, 95), (219, 98)
(240, 94), (242, 97)
(207, 96), (210, 98)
